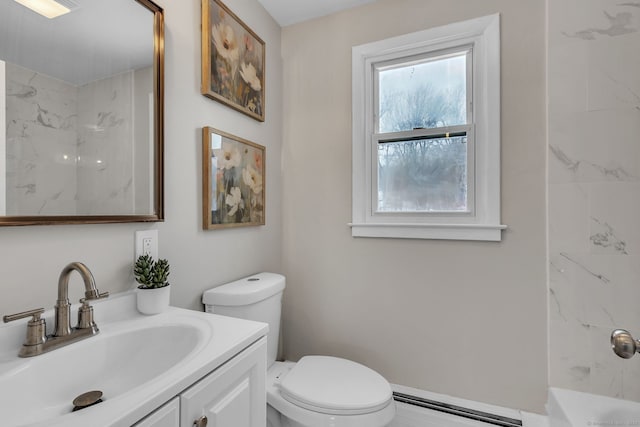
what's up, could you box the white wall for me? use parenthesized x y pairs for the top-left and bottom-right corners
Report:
(548, 0), (640, 400)
(0, 0), (282, 315)
(280, 0), (548, 414)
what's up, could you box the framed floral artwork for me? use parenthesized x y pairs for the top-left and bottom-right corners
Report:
(202, 127), (265, 229)
(201, 0), (265, 122)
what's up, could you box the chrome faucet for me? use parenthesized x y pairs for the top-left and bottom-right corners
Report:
(2, 262), (109, 357)
(54, 262), (108, 337)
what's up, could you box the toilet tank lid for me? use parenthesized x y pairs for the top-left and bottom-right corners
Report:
(202, 272), (286, 306)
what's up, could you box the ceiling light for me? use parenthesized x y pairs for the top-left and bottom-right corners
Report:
(14, 0), (70, 19)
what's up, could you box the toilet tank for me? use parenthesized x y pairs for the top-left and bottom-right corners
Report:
(202, 272), (285, 367)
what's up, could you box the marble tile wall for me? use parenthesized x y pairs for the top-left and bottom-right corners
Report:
(5, 62), (78, 215)
(5, 64), (142, 216)
(76, 71), (135, 215)
(549, 0), (640, 400)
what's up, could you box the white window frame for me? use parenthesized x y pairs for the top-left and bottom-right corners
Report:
(350, 14), (505, 241)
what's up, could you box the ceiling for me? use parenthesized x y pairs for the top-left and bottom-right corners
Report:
(257, 0), (378, 26)
(0, 0), (376, 85)
(0, 0), (152, 86)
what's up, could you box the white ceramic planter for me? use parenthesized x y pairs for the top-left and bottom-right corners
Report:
(136, 285), (170, 315)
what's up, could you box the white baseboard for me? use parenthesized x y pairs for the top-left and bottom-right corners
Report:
(390, 385), (549, 427)
(391, 401), (489, 427)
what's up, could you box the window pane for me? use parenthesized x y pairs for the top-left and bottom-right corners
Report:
(378, 53), (467, 133)
(377, 136), (467, 212)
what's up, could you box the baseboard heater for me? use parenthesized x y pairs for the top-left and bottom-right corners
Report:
(392, 392), (522, 427)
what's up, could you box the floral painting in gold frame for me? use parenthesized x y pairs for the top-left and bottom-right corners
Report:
(202, 127), (265, 229)
(201, 0), (265, 122)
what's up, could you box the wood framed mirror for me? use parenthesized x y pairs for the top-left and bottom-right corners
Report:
(0, 0), (164, 225)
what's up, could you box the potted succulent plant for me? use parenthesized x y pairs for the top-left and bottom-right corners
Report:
(134, 254), (171, 314)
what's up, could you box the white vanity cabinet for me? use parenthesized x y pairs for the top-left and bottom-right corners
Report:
(134, 337), (267, 427)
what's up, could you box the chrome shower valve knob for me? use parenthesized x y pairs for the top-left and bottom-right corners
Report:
(611, 329), (640, 359)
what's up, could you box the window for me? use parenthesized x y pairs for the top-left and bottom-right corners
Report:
(350, 14), (505, 241)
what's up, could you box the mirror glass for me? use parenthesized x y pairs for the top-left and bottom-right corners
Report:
(0, 0), (163, 225)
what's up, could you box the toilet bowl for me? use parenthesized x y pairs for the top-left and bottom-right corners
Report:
(267, 359), (395, 427)
(203, 273), (396, 427)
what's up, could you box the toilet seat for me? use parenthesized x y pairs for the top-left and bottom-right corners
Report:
(268, 361), (396, 427)
(278, 356), (392, 415)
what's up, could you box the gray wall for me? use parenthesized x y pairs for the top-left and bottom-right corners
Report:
(0, 0), (283, 317)
(280, 0), (548, 414)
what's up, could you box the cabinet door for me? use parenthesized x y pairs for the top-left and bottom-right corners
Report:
(134, 397), (180, 427)
(181, 337), (267, 427)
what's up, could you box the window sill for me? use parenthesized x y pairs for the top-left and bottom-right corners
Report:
(349, 222), (507, 241)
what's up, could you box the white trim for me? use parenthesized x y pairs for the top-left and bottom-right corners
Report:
(351, 14), (503, 241)
(389, 384), (550, 427)
(392, 384), (521, 421)
(350, 223), (506, 241)
(390, 384), (548, 427)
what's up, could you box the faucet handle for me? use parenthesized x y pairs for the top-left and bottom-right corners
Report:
(4, 308), (47, 356)
(77, 301), (98, 331)
(77, 292), (107, 331)
(3, 308), (45, 323)
(80, 291), (109, 304)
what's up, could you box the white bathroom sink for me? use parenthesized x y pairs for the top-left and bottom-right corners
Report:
(0, 323), (201, 426)
(0, 291), (268, 427)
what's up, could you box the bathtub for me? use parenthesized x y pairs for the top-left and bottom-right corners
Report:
(548, 387), (640, 427)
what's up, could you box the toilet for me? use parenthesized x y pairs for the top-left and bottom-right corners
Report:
(202, 272), (396, 427)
